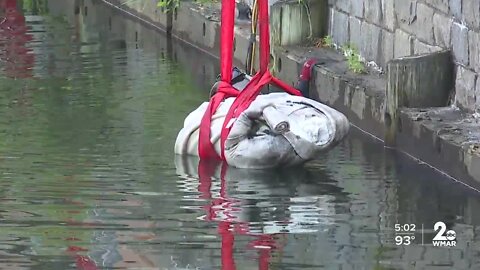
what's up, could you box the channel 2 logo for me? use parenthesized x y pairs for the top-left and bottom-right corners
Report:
(432, 221), (456, 247)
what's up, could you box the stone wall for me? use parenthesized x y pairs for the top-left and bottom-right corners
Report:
(328, 0), (480, 112)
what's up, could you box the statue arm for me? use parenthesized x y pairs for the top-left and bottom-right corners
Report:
(224, 100), (275, 150)
(224, 101), (295, 169)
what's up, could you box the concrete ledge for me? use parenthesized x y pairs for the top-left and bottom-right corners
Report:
(100, 0), (480, 190)
(398, 107), (480, 190)
(385, 51), (454, 145)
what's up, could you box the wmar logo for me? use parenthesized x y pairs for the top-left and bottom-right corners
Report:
(432, 221), (457, 247)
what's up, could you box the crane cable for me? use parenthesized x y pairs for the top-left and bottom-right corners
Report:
(245, 0), (258, 75)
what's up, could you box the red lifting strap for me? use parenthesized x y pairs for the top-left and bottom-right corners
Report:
(198, 0), (302, 160)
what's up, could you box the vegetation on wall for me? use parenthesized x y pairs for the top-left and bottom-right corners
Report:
(341, 44), (365, 74)
(21, 0), (49, 15)
(156, 0), (179, 11)
(122, 0), (217, 12)
(322, 35), (334, 48)
(320, 35), (366, 74)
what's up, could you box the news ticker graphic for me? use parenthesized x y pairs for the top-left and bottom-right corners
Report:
(394, 222), (457, 247)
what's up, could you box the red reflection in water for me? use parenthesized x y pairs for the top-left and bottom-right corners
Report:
(198, 160), (280, 270)
(67, 246), (89, 252)
(62, 197), (99, 269)
(66, 245), (98, 270)
(0, 0), (34, 78)
(74, 255), (98, 270)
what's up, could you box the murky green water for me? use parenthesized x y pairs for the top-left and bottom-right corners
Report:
(0, 1), (480, 269)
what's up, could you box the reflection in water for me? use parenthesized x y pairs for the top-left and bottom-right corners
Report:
(176, 156), (340, 234)
(0, 0), (34, 78)
(175, 155), (348, 270)
(0, 0), (479, 269)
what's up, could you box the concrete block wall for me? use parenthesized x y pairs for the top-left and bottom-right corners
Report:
(328, 0), (480, 112)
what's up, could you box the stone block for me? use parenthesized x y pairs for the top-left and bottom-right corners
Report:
(388, 50), (453, 107)
(382, 30), (395, 64)
(433, 13), (452, 47)
(335, 0), (349, 12)
(448, 249), (463, 264)
(386, 51), (454, 143)
(395, 0), (417, 28)
(452, 22), (470, 66)
(313, 68), (341, 105)
(469, 30), (480, 72)
(349, 16), (362, 51)
(351, 0), (364, 18)
(396, 2), (435, 44)
(449, 0), (462, 19)
(462, 0), (480, 29)
(452, 260), (470, 270)
(365, 0), (383, 25)
(309, 0), (329, 38)
(423, 248), (452, 264)
(414, 39), (443, 55)
(403, 245), (425, 261)
(384, 0), (396, 31)
(361, 22), (382, 64)
(476, 74), (480, 109)
(394, 29), (413, 58)
(425, 0), (449, 14)
(414, 3), (435, 43)
(455, 66), (476, 111)
(271, 1), (324, 46)
(331, 8), (349, 45)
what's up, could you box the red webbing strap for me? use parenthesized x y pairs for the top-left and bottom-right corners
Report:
(219, 163), (236, 270)
(198, 0), (236, 160)
(271, 76), (301, 94)
(220, 0), (235, 83)
(258, 0), (270, 73)
(218, 0), (302, 159)
(198, 82), (238, 159)
(199, 0), (302, 160)
(4, 0), (18, 9)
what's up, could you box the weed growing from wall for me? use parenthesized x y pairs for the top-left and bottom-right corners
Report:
(320, 35), (365, 74)
(341, 44), (365, 74)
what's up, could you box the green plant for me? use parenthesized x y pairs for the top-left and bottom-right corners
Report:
(156, 0), (180, 11)
(322, 35), (334, 48)
(341, 44), (365, 74)
(121, 0), (217, 13)
(157, 0), (219, 12)
(158, 0), (219, 12)
(22, 0), (49, 15)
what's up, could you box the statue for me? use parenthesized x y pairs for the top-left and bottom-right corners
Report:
(175, 68), (350, 169)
